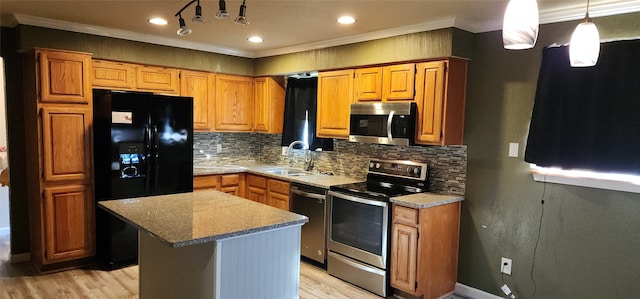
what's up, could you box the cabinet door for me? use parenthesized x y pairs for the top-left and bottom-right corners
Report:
(92, 60), (136, 90)
(390, 222), (419, 294)
(215, 74), (253, 131)
(246, 174), (267, 204)
(220, 173), (245, 197)
(43, 184), (95, 264)
(415, 61), (446, 144)
(181, 70), (215, 131)
(40, 106), (92, 183)
(193, 175), (220, 191)
(38, 50), (92, 104)
(136, 66), (180, 94)
(317, 69), (354, 138)
(253, 77), (285, 133)
(267, 179), (289, 211)
(383, 63), (415, 101)
(354, 67), (383, 102)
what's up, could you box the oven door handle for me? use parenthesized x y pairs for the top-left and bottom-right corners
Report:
(328, 191), (388, 207)
(291, 188), (326, 200)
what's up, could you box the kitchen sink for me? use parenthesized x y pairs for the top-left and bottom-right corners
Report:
(263, 168), (310, 176)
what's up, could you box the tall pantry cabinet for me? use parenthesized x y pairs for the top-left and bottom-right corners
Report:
(23, 48), (95, 273)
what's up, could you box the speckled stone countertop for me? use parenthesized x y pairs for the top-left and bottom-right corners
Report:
(390, 192), (464, 209)
(193, 164), (363, 189)
(98, 191), (308, 248)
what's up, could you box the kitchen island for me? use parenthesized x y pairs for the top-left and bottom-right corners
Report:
(98, 191), (308, 299)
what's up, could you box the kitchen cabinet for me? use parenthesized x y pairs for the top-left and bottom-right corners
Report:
(215, 74), (253, 132)
(245, 174), (290, 210)
(414, 59), (467, 145)
(23, 48), (95, 272)
(181, 70), (215, 131)
(267, 179), (290, 211)
(253, 77), (285, 133)
(91, 59), (180, 94)
(193, 174), (245, 197)
(316, 69), (354, 139)
(91, 59), (136, 90)
(354, 64), (415, 102)
(390, 203), (461, 299)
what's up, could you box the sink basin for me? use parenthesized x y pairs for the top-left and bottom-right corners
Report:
(263, 168), (310, 176)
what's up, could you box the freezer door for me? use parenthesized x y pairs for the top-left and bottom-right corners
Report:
(149, 95), (193, 195)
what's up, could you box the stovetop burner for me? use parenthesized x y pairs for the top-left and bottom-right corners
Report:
(331, 159), (429, 201)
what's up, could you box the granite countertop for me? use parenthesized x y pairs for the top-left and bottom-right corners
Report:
(390, 192), (464, 209)
(98, 191), (308, 248)
(193, 164), (363, 189)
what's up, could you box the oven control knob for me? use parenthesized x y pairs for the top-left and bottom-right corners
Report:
(413, 167), (421, 175)
(369, 162), (374, 169)
(375, 163), (381, 169)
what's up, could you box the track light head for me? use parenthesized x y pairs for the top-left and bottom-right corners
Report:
(216, 0), (229, 19)
(177, 15), (192, 36)
(235, 1), (249, 25)
(193, 3), (205, 23)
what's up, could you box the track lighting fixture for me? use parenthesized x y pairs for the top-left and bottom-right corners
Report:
(174, 0), (250, 36)
(569, 0), (600, 67)
(216, 0), (230, 19)
(235, 0), (249, 25)
(502, 0), (539, 50)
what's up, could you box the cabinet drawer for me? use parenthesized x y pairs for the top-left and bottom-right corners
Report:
(393, 205), (418, 226)
(247, 174), (267, 189)
(193, 175), (219, 190)
(268, 179), (289, 195)
(220, 174), (240, 187)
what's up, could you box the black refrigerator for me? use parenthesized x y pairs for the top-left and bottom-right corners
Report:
(93, 89), (193, 268)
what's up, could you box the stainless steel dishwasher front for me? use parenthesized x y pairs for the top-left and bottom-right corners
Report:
(290, 182), (328, 265)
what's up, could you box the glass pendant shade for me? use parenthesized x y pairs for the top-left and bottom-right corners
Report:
(235, 3), (249, 25)
(216, 0), (229, 19)
(502, 0), (539, 50)
(177, 17), (192, 36)
(192, 4), (205, 23)
(569, 18), (600, 67)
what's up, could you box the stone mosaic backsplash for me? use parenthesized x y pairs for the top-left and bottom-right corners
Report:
(194, 132), (466, 196)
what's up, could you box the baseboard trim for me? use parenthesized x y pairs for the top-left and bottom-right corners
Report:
(10, 252), (31, 264)
(455, 282), (503, 299)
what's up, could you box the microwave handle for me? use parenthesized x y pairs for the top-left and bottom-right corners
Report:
(387, 110), (395, 141)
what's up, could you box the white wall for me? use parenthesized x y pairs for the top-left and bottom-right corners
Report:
(0, 57), (9, 231)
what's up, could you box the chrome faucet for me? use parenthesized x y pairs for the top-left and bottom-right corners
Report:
(287, 140), (314, 171)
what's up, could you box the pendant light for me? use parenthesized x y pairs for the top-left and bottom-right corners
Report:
(192, 0), (205, 23)
(216, 0), (230, 19)
(502, 0), (539, 50)
(569, 0), (600, 67)
(176, 14), (192, 36)
(235, 0), (249, 25)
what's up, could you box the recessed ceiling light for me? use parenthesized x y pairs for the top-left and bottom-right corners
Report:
(337, 16), (356, 25)
(148, 18), (168, 25)
(248, 36), (263, 43)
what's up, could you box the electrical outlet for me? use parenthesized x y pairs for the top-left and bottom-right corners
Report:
(216, 144), (222, 153)
(281, 146), (288, 156)
(501, 257), (512, 275)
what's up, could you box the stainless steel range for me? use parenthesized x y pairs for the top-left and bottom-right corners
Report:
(327, 159), (428, 297)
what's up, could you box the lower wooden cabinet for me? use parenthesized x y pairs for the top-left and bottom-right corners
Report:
(245, 174), (290, 211)
(390, 203), (461, 299)
(41, 184), (95, 265)
(193, 173), (245, 197)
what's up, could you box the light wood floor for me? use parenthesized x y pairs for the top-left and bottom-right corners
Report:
(0, 232), (382, 299)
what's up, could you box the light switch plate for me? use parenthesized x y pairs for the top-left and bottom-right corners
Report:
(216, 144), (222, 153)
(508, 143), (519, 158)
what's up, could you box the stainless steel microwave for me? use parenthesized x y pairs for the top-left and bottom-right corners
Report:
(349, 102), (417, 146)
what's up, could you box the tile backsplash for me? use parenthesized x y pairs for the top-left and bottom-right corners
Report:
(194, 132), (466, 196)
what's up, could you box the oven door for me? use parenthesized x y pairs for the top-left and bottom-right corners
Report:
(327, 191), (389, 269)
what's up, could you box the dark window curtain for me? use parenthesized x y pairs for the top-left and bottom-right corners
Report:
(281, 77), (334, 151)
(525, 39), (640, 175)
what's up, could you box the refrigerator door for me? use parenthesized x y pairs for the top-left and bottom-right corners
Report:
(149, 95), (193, 195)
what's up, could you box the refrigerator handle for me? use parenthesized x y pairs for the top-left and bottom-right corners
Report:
(144, 125), (153, 194)
(152, 125), (160, 193)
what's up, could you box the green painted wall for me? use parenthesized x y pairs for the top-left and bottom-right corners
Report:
(462, 12), (640, 298)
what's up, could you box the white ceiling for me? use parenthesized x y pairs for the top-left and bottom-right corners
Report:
(2, 1), (639, 58)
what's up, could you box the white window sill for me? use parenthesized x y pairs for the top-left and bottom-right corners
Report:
(530, 165), (640, 194)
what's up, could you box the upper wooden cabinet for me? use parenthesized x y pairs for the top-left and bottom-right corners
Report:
(181, 70), (215, 131)
(136, 65), (180, 94)
(316, 69), (354, 139)
(92, 60), (136, 90)
(354, 64), (415, 102)
(215, 74), (253, 132)
(253, 77), (285, 133)
(414, 59), (467, 145)
(91, 59), (180, 94)
(39, 50), (92, 104)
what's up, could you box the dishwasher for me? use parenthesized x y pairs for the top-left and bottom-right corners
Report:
(290, 182), (328, 265)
